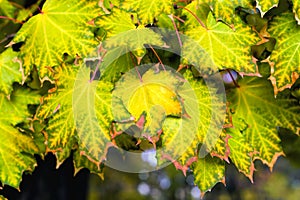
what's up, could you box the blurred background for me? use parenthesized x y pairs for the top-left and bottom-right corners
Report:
(1, 152), (300, 200)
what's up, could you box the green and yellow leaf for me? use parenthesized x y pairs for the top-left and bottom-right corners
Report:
(12, 0), (100, 77)
(268, 13), (300, 87)
(122, 0), (174, 24)
(204, 0), (253, 24)
(183, 12), (259, 73)
(0, 48), (23, 95)
(192, 155), (225, 194)
(227, 77), (300, 168)
(0, 87), (41, 188)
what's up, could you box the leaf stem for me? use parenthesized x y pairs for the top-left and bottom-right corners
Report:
(0, 16), (23, 24)
(173, 15), (185, 23)
(177, 5), (207, 29)
(129, 52), (143, 82)
(148, 45), (166, 71)
(226, 69), (240, 88)
(168, 14), (182, 48)
(89, 51), (107, 82)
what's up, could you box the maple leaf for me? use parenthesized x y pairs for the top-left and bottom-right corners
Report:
(12, 0), (100, 77)
(159, 70), (225, 167)
(204, 0), (253, 25)
(182, 12), (259, 73)
(268, 12), (300, 87)
(0, 48), (23, 95)
(113, 66), (183, 138)
(73, 150), (104, 179)
(73, 66), (113, 161)
(181, 1), (211, 29)
(192, 155), (225, 195)
(99, 46), (134, 82)
(0, 87), (41, 188)
(227, 76), (300, 169)
(38, 64), (113, 164)
(122, 0), (174, 24)
(103, 27), (164, 58)
(95, 9), (136, 38)
(227, 129), (255, 182)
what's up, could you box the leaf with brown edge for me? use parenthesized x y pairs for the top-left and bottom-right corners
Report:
(0, 87), (41, 188)
(227, 128), (255, 182)
(268, 12), (300, 88)
(122, 0), (174, 24)
(192, 155), (225, 196)
(12, 0), (100, 77)
(227, 76), (300, 170)
(73, 150), (104, 180)
(112, 66), (184, 140)
(204, 0), (253, 25)
(158, 70), (225, 170)
(182, 12), (259, 74)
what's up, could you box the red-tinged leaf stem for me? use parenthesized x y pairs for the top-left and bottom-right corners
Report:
(168, 14), (183, 48)
(0, 16), (23, 24)
(148, 44), (166, 71)
(176, 5), (207, 29)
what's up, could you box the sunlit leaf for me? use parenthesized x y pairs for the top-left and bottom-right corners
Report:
(227, 76), (300, 168)
(0, 87), (41, 188)
(73, 150), (104, 179)
(183, 12), (259, 73)
(192, 155), (225, 194)
(113, 66), (183, 137)
(122, 0), (174, 24)
(95, 9), (136, 38)
(160, 70), (225, 166)
(12, 0), (100, 77)
(268, 12), (300, 87)
(73, 66), (113, 161)
(204, 0), (252, 24)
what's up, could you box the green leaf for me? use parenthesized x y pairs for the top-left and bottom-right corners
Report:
(182, 1), (211, 29)
(268, 13), (300, 87)
(12, 0), (100, 77)
(39, 64), (114, 163)
(204, 0), (252, 24)
(0, 48), (23, 95)
(227, 129), (254, 181)
(38, 65), (78, 153)
(183, 12), (259, 73)
(103, 27), (164, 58)
(192, 155), (225, 194)
(95, 9), (136, 38)
(73, 150), (104, 179)
(73, 66), (113, 161)
(122, 0), (174, 24)
(100, 46), (134, 83)
(0, 0), (16, 18)
(0, 87), (41, 188)
(227, 76), (300, 168)
(160, 70), (225, 166)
